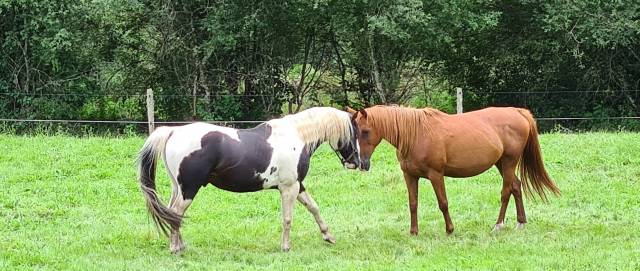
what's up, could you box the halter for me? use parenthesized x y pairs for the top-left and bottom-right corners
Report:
(333, 145), (356, 166)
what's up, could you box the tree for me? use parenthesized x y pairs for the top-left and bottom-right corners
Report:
(439, 0), (640, 121)
(327, 0), (499, 105)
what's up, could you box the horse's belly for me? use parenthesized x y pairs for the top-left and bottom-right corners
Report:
(443, 148), (500, 177)
(442, 132), (502, 177)
(444, 163), (493, 178)
(209, 172), (266, 193)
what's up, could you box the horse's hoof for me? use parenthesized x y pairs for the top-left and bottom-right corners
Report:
(170, 245), (185, 255)
(323, 233), (336, 244)
(409, 230), (418, 236)
(515, 223), (525, 230)
(492, 223), (505, 233)
(281, 245), (290, 252)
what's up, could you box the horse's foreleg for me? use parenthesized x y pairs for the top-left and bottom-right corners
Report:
(297, 190), (335, 243)
(403, 172), (420, 235)
(279, 181), (300, 252)
(429, 173), (454, 234)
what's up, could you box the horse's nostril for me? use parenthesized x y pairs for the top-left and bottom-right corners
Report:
(359, 161), (370, 171)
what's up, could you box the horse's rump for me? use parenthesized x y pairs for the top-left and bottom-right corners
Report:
(431, 107), (530, 177)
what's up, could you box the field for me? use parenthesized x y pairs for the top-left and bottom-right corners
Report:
(1, 133), (639, 270)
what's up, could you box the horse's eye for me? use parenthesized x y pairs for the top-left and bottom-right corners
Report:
(361, 130), (369, 139)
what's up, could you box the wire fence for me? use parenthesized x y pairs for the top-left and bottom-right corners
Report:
(0, 119), (263, 124)
(0, 92), (275, 98)
(0, 117), (639, 124)
(472, 89), (640, 94)
(1, 90), (639, 132)
(3, 89), (639, 96)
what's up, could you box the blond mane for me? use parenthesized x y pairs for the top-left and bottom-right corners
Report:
(365, 105), (445, 157)
(269, 107), (354, 149)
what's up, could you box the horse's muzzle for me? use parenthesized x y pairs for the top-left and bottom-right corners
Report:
(360, 160), (371, 171)
(344, 162), (358, 169)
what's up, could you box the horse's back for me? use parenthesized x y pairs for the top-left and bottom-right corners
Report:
(164, 122), (238, 159)
(449, 107), (530, 137)
(454, 107), (530, 148)
(467, 107), (531, 152)
(456, 107), (528, 125)
(436, 107), (531, 177)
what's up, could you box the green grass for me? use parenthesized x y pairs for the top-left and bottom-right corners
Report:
(1, 133), (639, 270)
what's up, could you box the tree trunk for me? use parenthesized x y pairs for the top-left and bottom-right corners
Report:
(288, 97), (294, 114)
(290, 32), (314, 113)
(367, 32), (386, 104)
(331, 30), (349, 105)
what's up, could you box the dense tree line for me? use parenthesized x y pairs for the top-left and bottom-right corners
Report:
(1, 0), (638, 130)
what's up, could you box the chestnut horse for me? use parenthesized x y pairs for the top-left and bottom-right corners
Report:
(348, 105), (559, 235)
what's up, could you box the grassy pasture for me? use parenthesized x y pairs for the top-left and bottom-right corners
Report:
(1, 133), (639, 270)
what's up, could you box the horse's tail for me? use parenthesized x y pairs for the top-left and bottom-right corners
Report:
(517, 109), (560, 201)
(137, 126), (182, 236)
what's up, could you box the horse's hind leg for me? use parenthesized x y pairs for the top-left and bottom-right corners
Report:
(512, 177), (527, 229)
(297, 187), (335, 244)
(493, 159), (517, 232)
(169, 193), (193, 254)
(166, 159), (204, 254)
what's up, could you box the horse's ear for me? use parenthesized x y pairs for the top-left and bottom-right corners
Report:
(359, 109), (368, 118)
(345, 106), (357, 115)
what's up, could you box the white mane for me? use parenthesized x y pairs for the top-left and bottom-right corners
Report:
(268, 107), (354, 149)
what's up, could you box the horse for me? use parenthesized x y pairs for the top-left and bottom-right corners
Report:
(137, 107), (361, 253)
(347, 105), (560, 235)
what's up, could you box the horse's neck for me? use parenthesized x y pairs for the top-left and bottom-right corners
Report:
(291, 120), (340, 150)
(305, 140), (323, 155)
(379, 125), (402, 150)
(299, 133), (333, 155)
(375, 110), (433, 157)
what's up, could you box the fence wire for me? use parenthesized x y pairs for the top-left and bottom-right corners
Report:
(1, 89), (638, 125)
(1, 117), (639, 125)
(0, 119), (263, 124)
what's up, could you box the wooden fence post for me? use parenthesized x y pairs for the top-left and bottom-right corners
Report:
(146, 88), (155, 134)
(456, 87), (463, 114)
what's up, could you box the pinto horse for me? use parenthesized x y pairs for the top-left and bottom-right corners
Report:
(137, 107), (360, 253)
(348, 105), (559, 235)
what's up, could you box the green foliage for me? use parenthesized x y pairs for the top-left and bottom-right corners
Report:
(404, 72), (452, 112)
(410, 88), (456, 113)
(442, 0), (640, 122)
(0, 0), (638, 131)
(80, 97), (143, 120)
(196, 96), (243, 122)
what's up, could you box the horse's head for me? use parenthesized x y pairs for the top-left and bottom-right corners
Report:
(331, 114), (361, 170)
(347, 107), (382, 171)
